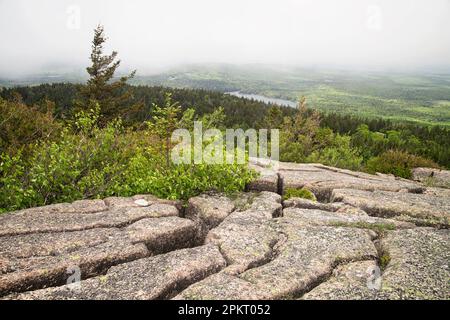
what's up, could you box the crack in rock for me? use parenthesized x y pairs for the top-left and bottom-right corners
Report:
(5, 245), (227, 300)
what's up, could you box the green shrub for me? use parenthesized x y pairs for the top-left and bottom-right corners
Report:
(0, 107), (129, 211)
(378, 250), (391, 271)
(365, 150), (439, 179)
(283, 188), (316, 201)
(0, 97), (61, 155)
(306, 135), (363, 171)
(278, 113), (364, 171)
(0, 152), (28, 213)
(109, 146), (257, 201)
(0, 107), (257, 213)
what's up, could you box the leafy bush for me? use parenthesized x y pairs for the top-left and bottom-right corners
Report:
(351, 124), (387, 160)
(0, 97), (61, 155)
(114, 148), (257, 200)
(0, 105), (257, 213)
(0, 107), (130, 211)
(278, 98), (320, 162)
(306, 134), (363, 171)
(365, 150), (439, 179)
(283, 188), (316, 201)
(306, 146), (363, 171)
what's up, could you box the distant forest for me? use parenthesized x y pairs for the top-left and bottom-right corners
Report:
(130, 64), (450, 126)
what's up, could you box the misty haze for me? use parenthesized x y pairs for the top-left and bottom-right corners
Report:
(1, 0), (450, 75)
(0, 0), (449, 304)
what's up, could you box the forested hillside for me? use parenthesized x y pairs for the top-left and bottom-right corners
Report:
(0, 83), (291, 128)
(132, 64), (450, 126)
(1, 82), (449, 168)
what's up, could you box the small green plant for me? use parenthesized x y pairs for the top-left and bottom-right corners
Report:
(330, 221), (397, 234)
(422, 176), (450, 189)
(378, 250), (391, 271)
(283, 188), (316, 201)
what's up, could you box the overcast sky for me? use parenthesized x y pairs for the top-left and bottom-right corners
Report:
(1, 0), (449, 76)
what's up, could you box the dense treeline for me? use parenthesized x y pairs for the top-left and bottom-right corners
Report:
(0, 83), (295, 128)
(1, 82), (449, 168)
(320, 113), (450, 166)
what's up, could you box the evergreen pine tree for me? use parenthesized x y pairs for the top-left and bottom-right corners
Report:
(79, 25), (137, 124)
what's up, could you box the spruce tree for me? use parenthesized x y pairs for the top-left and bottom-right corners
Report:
(80, 25), (137, 124)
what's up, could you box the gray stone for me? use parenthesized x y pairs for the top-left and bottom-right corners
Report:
(246, 163), (279, 193)
(304, 228), (450, 300)
(178, 218), (377, 300)
(0, 236), (148, 296)
(247, 191), (282, 218)
(302, 260), (380, 300)
(205, 192), (282, 273)
(379, 228), (450, 299)
(423, 187), (450, 198)
(0, 194), (193, 296)
(6, 199), (108, 216)
(249, 161), (424, 199)
(206, 214), (281, 273)
(131, 195), (184, 212)
(125, 217), (198, 253)
(331, 188), (450, 227)
(279, 163), (424, 200)
(9, 245), (226, 300)
(0, 228), (120, 261)
(284, 198), (343, 211)
(185, 194), (235, 230)
(174, 272), (265, 300)
(283, 198), (368, 216)
(238, 222), (377, 299)
(283, 207), (415, 230)
(0, 203), (179, 236)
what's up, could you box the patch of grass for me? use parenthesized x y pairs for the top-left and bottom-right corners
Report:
(422, 177), (450, 189)
(283, 188), (316, 201)
(330, 221), (397, 234)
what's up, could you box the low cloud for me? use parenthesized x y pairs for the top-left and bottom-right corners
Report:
(1, 0), (449, 76)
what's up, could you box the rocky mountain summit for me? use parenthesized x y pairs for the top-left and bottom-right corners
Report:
(0, 161), (448, 300)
